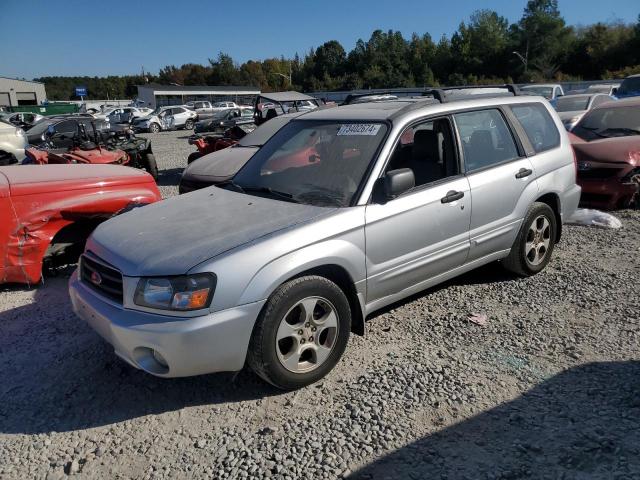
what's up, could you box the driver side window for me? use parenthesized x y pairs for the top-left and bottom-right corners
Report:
(386, 117), (459, 189)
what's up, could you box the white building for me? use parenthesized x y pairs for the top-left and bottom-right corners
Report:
(136, 84), (260, 109)
(0, 77), (47, 108)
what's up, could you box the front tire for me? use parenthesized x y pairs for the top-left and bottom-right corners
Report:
(247, 276), (351, 390)
(149, 123), (160, 133)
(187, 151), (202, 164)
(503, 202), (557, 276)
(141, 153), (158, 180)
(185, 119), (194, 130)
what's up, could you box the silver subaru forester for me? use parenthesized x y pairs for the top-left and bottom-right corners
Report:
(69, 86), (581, 390)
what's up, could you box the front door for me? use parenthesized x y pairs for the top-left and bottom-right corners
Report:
(365, 117), (471, 303)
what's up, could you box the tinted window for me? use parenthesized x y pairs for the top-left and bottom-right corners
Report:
(55, 120), (78, 135)
(511, 104), (560, 153)
(454, 109), (519, 171)
(618, 77), (640, 95)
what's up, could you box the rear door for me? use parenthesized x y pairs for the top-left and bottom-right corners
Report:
(453, 108), (539, 262)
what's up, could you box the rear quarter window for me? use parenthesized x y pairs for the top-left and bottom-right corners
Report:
(510, 104), (560, 153)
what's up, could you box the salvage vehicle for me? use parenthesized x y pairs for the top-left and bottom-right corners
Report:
(98, 107), (153, 124)
(570, 97), (640, 209)
(104, 130), (158, 179)
(0, 111), (44, 129)
(254, 92), (320, 125)
(26, 116), (110, 148)
(0, 119), (27, 165)
(586, 84), (620, 96)
(131, 106), (197, 133)
(193, 108), (254, 134)
(614, 74), (640, 100)
(520, 84), (565, 100)
(70, 86), (580, 390)
(551, 93), (614, 131)
(181, 113), (303, 192)
(1, 164), (161, 285)
(187, 124), (256, 164)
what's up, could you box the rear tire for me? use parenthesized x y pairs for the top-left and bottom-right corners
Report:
(142, 153), (158, 180)
(187, 152), (202, 164)
(247, 276), (351, 390)
(503, 202), (557, 277)
(185, 119), (195, 130)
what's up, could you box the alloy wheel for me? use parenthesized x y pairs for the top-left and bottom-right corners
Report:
(525, 215), (551, 266)
(275, 296), (339, 373)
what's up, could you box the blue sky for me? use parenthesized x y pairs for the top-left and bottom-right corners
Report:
(0, 0), (638, 79)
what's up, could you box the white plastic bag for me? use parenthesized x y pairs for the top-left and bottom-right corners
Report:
(566, 209), (622, 229)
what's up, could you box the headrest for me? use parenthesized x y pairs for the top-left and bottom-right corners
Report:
(412, 129), (440, 163)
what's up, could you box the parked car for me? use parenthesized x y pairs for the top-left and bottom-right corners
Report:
(586, 84), (620, 96)
(570, 97), (640, 209)
(520, 84), (565, 100)
(0, 164), (161, 285)
(97, 107), (153, 124)
(26, 117), (110, 148)
(131, 106), (197, 133)
(0, 119), (28, 165)
(551, 93), (614, 130)
(180, 113), (303, 192)
(615, 74), (640, 99)
(0, 111), (44, 129)
(70, 87), (580, 389)
(193, 108), (254, 134)
(254, 92), (321, 125)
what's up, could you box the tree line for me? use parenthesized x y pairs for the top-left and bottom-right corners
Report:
(36, 0), (640, 100)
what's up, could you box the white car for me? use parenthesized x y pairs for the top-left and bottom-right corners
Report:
(131, 106), (197, 133)
(520, 84), (565, 100)
(0, 119), (27, 165)
(97, 107), (154, 124)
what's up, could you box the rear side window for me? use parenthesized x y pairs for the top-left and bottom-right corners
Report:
(511, 104), (560, 153)
(454, 109), (519, 172)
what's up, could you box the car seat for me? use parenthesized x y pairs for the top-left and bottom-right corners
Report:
(407, 130), (444, 185)
(466, 130), (494, 171)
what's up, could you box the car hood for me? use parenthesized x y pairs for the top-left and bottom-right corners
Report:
(571, 135), (640, 165)
(183, 146), (258, 182)
(87, 186), (334, 276)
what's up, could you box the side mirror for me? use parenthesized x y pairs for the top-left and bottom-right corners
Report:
(612, 88), (618, 95)
(46, 124), (55, 137)
(383, 168), (415, 200)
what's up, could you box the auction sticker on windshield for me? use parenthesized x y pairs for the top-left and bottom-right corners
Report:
(337, 124), (382, 136)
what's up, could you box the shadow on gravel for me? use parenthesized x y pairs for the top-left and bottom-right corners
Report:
(349, 361), (640, 479)
(0, 282), (279, 435)
(156, 167), (184, 187)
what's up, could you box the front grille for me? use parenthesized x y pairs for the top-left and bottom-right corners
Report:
(80, 253), (124, 303)
(178, 177), (214, 194)
(577, 167), (621, 180)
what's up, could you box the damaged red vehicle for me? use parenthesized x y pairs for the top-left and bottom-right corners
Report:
(0, 165), (161, 285)
(570, 98), (640, 209)
(186, 124), (256, 164)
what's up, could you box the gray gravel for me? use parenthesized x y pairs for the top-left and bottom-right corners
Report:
(0, 129), (639, 479)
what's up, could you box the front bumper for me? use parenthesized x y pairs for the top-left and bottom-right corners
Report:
(578, 178), (637, 210)
(69, 270), (265, 377)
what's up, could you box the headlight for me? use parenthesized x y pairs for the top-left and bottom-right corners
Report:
(15, 128), (25, 137)
(134, 273), (216, 311)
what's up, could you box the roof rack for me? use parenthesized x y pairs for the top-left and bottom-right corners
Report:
(422, 84), (521, 103)
(342, 92), (400, 105)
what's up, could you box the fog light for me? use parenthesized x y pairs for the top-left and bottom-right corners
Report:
(152, 349), (168, 368)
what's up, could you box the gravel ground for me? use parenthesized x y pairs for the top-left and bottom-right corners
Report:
(1, 129), (639, 479)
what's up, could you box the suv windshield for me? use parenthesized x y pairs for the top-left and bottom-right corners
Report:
(232, 120), (388, 207)
(555, 96), (589, 112)
(572, 105), (640, 141)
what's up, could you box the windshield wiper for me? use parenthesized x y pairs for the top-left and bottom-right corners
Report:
(239, 185), (299, 203)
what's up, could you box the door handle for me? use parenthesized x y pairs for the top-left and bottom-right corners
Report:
(515, 168), (533, 179)
(441, 190), (464, 203)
